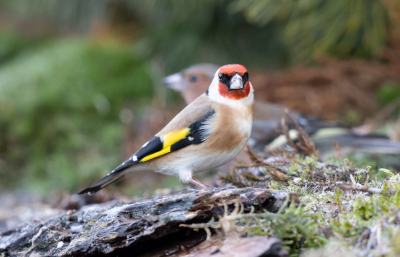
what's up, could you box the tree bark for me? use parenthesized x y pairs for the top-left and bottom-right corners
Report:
(0, 187), (295, 257)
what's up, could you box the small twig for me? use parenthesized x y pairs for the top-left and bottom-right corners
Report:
(265, 146), (277, 156)
(281, 117), (297, 150)
(334, 141), (342, 160)
(337, 185), (383, 194)
(269, 170), (291, 182)
(333, 231), (350, 242)
(234, 164), (272, 169)
(242, 172), (270, 182)
(292, 180), (387, 195)
(244, 145), (263, 164)
(19, 226), (49, 256)
(283, 110), (319, 157)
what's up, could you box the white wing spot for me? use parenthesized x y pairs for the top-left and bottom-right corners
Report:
(132, 155), (138, 162)
(142, 141), (149, 147)
(188, 136), (194, 141)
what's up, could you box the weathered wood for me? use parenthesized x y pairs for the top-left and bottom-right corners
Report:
(0, 187), (295, 257)
(171, 236), (288, 257)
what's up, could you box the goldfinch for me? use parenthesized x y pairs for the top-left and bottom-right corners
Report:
(78, 64), (254, 194)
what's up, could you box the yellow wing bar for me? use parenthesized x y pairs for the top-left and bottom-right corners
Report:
(140, 128), (190, 162)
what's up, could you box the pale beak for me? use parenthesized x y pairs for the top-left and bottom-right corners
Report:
(163, 73), (185, 91)
(229, 73), (244, 90)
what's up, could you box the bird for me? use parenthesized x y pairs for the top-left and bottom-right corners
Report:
(163, 63), (400, 157)
(78, 64), (254, 194)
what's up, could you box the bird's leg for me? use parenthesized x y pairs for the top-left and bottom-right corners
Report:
(189, 177), (211, 189)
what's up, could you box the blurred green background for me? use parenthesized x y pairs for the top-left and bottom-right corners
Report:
(0, 0), (400, 195)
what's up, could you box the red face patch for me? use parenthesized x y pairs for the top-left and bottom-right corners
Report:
(218, 64), (250, 100)
(219, 64), (247, 76)
(218, 81), (251, 100)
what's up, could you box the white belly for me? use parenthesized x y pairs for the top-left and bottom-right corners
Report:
(153, 136), (248, 183)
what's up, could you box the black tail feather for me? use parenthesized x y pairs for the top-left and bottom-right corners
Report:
(77, 172), (126, 195)
(78, 156), (138, 195)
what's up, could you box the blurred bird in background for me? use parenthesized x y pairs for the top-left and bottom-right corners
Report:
(164, 64), (400, 158)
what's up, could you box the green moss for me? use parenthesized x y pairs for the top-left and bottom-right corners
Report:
(246, 199), (327, 254)
(219, 147), (400, 256)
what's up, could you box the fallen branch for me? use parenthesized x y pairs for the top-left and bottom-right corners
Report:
(0, 187), (296, 257)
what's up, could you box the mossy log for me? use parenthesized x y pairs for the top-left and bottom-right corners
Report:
(0, 187), (295, 257)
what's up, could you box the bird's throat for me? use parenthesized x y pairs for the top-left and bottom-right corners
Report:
(218, 82), (251, 100)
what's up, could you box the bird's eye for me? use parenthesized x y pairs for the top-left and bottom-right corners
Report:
(189, 75), (198, 82)
(243, 72), (249, 82)
(218, 73), (228, 83)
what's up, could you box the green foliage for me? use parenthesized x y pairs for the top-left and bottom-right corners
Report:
(295, 170), (400, 255)
(2, 0), (398, 70)
(131, 0), (286, 72)
(0, 0), (108, 32)
(244, 199), (327, 253)
(221, 146), (400, 256)
(131, 0), (397, 69)
(232, 0), (390, 63)
(0, 39), (153, 192)
(331, 188), (400, 236)
(0, 30), (47, 65)
(184, 199), (326, 255)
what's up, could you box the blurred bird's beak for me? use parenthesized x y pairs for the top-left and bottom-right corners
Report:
(163, 73), (185, 91)
(229, 73), (244, 90)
